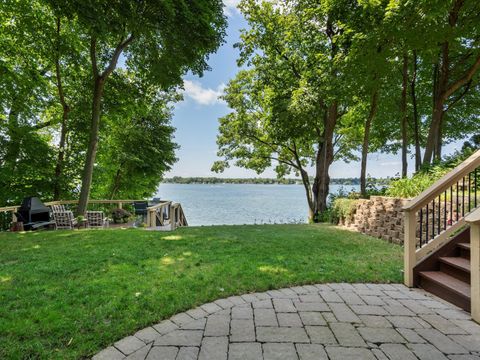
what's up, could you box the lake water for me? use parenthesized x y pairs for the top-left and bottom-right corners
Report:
(156, 183), (360, 226)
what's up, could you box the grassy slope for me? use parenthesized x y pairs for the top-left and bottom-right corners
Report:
(0, 224), (402, 359)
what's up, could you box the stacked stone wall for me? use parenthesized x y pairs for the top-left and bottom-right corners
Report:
(338, 196), (408, 245)
(338, 195), (463, 245)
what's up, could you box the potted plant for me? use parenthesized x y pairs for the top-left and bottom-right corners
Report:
(76, 215), (87, 228)
(111, 208), (131, 224)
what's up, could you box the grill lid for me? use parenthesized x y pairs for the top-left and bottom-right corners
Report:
(20, 197), (50, 214)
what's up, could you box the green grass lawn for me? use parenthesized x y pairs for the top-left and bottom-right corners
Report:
(0, 224), (403, 359)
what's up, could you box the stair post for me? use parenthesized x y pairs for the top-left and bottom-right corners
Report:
(404, 209), (417, 287)
(466, 210), (480, 324)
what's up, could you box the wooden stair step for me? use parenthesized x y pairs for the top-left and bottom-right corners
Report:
(419, 271), (470, 300)
(457, 243), (470, 251)
(439, 256), (471, 273)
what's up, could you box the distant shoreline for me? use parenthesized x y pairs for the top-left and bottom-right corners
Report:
(162, 176), (391, 186)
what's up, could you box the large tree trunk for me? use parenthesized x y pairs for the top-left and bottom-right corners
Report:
(77, 35), (133, 215)
(312, 103), (337, 222)
(53, 18), (70, 201)
(401, 54), (408, 178)
(424, 97), (445, 165)
(53, 108), (69, 200)
(410, 50), (422, 172)
(424, 1), (470, 165)
(77, 77), (105, 215)
(290, 142), (314, 222)
(424, 50), (447, 165)
(360, 89), (379, 197)
(300, 168), (314, 222)
(109, 166), (123, 200)
(435, 119), (443, 160)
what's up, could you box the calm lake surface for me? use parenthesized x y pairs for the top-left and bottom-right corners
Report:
(156, 183), (360, 226)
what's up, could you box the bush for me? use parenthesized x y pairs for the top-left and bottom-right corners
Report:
(330, 198), (358, 224)
(111, 208), (132, 223)
(386, 166), (449, 198)
(385, 145), (478, 199)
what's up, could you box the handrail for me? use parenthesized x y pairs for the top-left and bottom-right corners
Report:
(404, 149), (480, 212)
(145, 201), (188, 230)
(0, 206), (19, 212)
(404, 149), (480, 287)
(1, 198), (187, 231)
(45, 199), (148, 205)
(146, 201), (172, 211)
(0, 199), (169, 212)
(146, 201), (171, 228)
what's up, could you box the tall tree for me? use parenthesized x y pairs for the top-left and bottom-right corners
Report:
(0, 1), (58, 204)
(360, 89), (379, 195)
(417, 0), (480, 165)
(47, 0), (227, 214)
(410, 50), (422, 171)
(214, 0), (359, 220)
(91, 73), (178, 200)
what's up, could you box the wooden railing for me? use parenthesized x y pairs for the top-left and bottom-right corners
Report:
(146, 202), (188, 230)
(466, 208), (480, 323)
(0, 199), (188, 231)
(404, 149), (480, 287)
(171, 203), (188, 230)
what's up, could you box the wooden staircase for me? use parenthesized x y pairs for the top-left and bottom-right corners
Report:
(403, 149), (480, 320)
(415, 227), (471, 311)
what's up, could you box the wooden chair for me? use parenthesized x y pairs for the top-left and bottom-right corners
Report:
(86, 211), (108, 229)
(53, 211), (77, 230)
(50, 204), (67, 213)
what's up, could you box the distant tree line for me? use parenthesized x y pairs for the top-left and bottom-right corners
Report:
(213, 0), (480, 222)
(0, 1), (226, 210)
(163, 177), (392, 186)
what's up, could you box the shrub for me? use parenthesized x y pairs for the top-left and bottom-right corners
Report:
(385, 145), (478, 199)
(386, 166), (449, 198)
(330, 198), (358, 224)
(111, 208), (132, 223)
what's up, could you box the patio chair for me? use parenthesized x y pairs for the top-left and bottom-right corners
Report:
(53, 211), (77, 230)
(50, 204), (67, 213)
(86, 211), (109, 229)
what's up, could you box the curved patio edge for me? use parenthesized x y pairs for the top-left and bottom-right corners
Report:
(93, 283), (480, 360)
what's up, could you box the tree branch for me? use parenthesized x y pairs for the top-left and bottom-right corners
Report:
(333, 145), (343, 159)
(55, 17), (69, 112)
(333, 134), (343, 147)
(272, 44), (301, 79)
(240, 131), (299, 169)
(90, 36), (99, 77)
(443, 53), (480, 99)
(101, 34), (135, 78)
(268, 155), (298, 169)
(292, 141), (314, 210)
(291, 141), (307, 175)
(32, 120), (56, 130)
(445, 80), (472, 112)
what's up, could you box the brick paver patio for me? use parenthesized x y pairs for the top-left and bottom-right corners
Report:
(93, 284), (480, 360)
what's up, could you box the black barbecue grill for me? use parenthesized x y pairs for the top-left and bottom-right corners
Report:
(15, 197), (56, 230)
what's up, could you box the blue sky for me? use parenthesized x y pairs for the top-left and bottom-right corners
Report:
(166, 2), (462, 179)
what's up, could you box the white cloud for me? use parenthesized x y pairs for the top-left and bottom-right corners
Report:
(224, 0), (241, 16)
(183, 80), (225, 106)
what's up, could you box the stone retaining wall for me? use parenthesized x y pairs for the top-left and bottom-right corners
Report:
(338, 195), (463, 245)
(338, 196), (409, 245)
